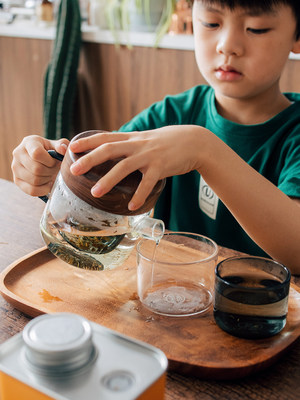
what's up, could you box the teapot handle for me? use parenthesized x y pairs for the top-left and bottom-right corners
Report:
(39, 150), (64, 203)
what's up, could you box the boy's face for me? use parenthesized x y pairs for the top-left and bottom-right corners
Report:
(192, 1), (300, 103)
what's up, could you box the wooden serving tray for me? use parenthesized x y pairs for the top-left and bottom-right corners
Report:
(1, 247), (300, 379)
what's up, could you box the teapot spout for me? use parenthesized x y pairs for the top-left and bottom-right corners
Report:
(134, 216), (165, 242)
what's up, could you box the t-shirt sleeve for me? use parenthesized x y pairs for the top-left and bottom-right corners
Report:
(117, 85), (205, 132)
(278, 129), (300, 198)
(118, 101), (170, 132)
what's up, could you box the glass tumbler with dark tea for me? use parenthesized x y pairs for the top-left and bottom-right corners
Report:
(213, 256), (291, 339)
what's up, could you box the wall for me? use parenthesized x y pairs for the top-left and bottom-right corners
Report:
(0, 35), (300, 181)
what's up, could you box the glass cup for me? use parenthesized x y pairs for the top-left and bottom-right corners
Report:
(213, 256), (291, 339)
(137, 232), (218, 317)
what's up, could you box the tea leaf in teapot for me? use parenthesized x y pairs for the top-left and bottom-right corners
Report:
(57, 218), (126, 254)
(58, 230), (125, 254)
(48, 242), (103, 271)
(67, 217), (100, 232)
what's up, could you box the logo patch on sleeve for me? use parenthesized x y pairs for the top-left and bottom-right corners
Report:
(199, 176), (219, 220)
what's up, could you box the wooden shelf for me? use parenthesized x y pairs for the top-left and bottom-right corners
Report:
(0, 19), (299, 57)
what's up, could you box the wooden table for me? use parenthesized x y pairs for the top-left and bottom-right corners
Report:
(0, 178), (299, 400)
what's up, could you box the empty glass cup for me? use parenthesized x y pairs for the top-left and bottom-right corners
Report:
(137, 232), (218, 317)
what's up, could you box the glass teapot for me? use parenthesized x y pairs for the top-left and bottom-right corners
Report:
(40, 131), (166, 271)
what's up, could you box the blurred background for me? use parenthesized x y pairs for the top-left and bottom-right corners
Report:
(0, 0), (299, 181)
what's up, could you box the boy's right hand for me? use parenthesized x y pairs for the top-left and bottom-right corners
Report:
(11, 135), (69, 197)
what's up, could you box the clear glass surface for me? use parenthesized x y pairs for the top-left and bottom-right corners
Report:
(214, 256), (291, 339)
(137, 232), (218, 317)
(40, 173), (164, 271)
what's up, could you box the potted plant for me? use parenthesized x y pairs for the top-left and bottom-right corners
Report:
(105, 0), (177, 46)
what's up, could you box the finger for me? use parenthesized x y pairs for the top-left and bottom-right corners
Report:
(18, 150), (60, 178)
(70, 140), (134, 175)
(52, 138), (69, 156)
(90, 157), (141, 198)
(12, 160), (54, 187)
(23, 136), (68, 168)
(13, 176), (53, 197)
(12, 146), (54, 179)
(26, 141), (59, 168)
(69, 132), (131, 153)
(128, 170), (159, 211)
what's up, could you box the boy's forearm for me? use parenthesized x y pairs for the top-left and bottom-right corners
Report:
(199, 130), (300, 275)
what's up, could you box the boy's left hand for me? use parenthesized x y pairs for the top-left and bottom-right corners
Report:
(69, 126), (208, 211)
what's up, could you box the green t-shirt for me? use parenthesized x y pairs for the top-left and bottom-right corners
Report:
(119, 85), (300, 256)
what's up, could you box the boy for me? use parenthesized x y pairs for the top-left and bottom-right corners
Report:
(12, 0), (300, 274)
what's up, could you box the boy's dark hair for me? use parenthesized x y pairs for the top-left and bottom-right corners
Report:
(197, 0), (300, 39)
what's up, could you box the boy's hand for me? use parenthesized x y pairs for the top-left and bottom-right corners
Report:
(11, 135), (69, 197)
(68, 126), (208, 211)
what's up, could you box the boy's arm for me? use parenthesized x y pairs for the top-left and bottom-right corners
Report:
(69, 126), (300, 275)
(293, 198), (300, 207)
(199, 129), (300, 275)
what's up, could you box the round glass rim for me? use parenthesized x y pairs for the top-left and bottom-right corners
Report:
(215, 256), (291, 291)
(136, 231), (218, 266)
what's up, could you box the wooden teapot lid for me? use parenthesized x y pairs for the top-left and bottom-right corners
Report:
(61, 131), (166, 216)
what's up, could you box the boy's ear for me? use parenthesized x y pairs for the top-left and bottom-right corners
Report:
(291, 37), (300, 54)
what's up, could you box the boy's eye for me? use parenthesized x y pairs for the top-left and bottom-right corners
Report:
(247, 28), (270, 34)
(201, 21), (219, 29)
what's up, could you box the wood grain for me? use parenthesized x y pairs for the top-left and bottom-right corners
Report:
(0, 247), (299, 380)
(0, 37), (52, 181)
(74, 43), (206, 133)
(1, 178), (300, 399)
(74, 45), (300, 132)
(1, 36), (299, 182)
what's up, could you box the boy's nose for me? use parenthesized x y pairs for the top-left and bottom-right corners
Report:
(216, 31), (243, 57)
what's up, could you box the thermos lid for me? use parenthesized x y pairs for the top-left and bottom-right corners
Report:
(60, 131), (166, 216)
(23, 313), (96, 375)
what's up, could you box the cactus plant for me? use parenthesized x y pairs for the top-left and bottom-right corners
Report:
(44, 0), (81, 140)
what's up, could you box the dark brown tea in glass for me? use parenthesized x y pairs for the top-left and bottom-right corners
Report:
(213, 256), (291, 339)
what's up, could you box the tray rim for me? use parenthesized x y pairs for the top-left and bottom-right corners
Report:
(0, 247), (51, 317)
(1, 246), (300, 379)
